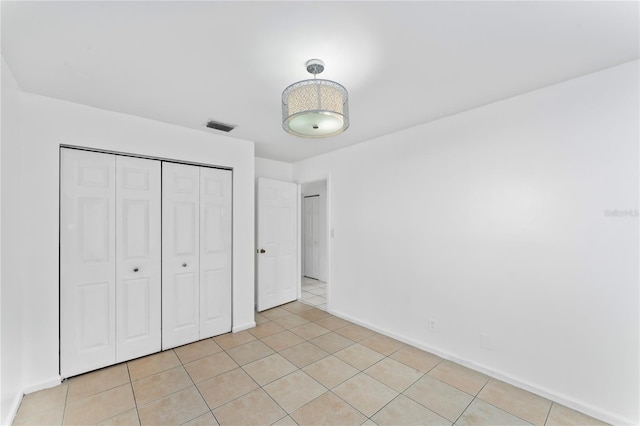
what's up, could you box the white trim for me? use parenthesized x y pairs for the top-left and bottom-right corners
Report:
(297, 184), (302, 300)
(232, 321), (256, 333)
(328, 308), (630, 426)
(21, 377), (63, 395)
(6, 376), (64, 424)
(4, 391), (22, 426)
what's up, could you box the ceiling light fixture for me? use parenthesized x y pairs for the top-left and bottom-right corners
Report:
(282, 59), (349, 138)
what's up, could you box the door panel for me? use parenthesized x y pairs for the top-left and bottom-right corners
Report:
(162, 163), (200, 349)
(115, 156), (161, 362)
(61, 149), (116, 377)
(257, 177), (298, 311)
(174, 203), (197, 255)
(174, 272), (198, 327)
(202, 269), (225, 324)
(122, 200), (149, 258)
(204, 206), (224, 252)
(199, 167), (232, 338)
(121, 277), (151, 339)
(78, 281), (112, 349)
(79, 197), (111, 261)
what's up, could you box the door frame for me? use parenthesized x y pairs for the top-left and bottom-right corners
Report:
(302, 195), (320, 280)
(296, 175), (332, 311)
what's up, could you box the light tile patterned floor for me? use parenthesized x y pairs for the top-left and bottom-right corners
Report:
(13, 302), (609, 426)
(300, 277), (326, 311)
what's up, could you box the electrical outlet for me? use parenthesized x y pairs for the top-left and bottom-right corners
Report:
(428, 318), (438, 332)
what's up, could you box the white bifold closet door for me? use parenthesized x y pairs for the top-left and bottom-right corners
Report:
(162, 163), (232, 350)
(60, 149), (161, 378)
(115, 156), (162, 362)
(199, 167), (232, 339)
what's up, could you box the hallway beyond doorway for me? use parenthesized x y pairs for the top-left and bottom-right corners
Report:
(300, 277), (326, 311)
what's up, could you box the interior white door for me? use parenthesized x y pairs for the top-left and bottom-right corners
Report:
(199, 167), (232, 338)
(115, 156), (161, 362)
(60, 149), (116, 377)
(162, 162), (200, 349)
(303, 196), (320, 279)
(257, 177), (298, 311)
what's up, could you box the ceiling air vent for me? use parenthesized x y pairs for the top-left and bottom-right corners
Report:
(206, 120), (236, 133)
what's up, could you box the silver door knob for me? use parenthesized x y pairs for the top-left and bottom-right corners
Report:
(133, 267), (139, 272)
(182, 263), (187, 267)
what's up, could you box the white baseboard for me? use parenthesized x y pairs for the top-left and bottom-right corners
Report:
(4, 376), (62, 425)
(232, 321), (256, 333)
(3, 391), (23, 426)
(22, 377), (62, 395)
(327, 308), (631, 426)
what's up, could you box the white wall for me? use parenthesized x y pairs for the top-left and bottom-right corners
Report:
(1, 58), (24, 425)
(293, 61), (639, 425)
(301, 180), (328, 282)
(255, 157), (293, 181)
(13, 92), (255, 402)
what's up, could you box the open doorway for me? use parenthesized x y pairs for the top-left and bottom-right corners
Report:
(300, 179), (328, 310)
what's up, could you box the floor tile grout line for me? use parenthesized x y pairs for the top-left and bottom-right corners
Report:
(11, 400), (64, 426)
(408, 363), (483, 425)
(259, 366), (329, 418)
(129, 337), (331, 424)
(60, 378), (70, 426)
(62, 367), (137, 425)
(17, 301), (594, 426)
(221, 338), (296, 396)
(476, 378), (550, 426)
(124, 363), (142, 426)
(312, 333), (412, 423)
(450, 376), (490, 425)
(260, 367), (304, 416)
(326, 388), (374, 422)
(481, 398), (539, 426)
(327, 337), (430, 423)
(367, 391), (445, 425)
(68, 310), (406, 425)
(352, 374), (400, 421)
(543, 401), (555, 426)
(451, 394), (477, 425)
(360, 350), (435, 423)
(461, 378), (539, 426)
(254, 310), (378, 416)
(180, 345), (218, 426)
(128, 354), (196, 421)
(132, 381), (194, 415)
(391, 357), (496, 425)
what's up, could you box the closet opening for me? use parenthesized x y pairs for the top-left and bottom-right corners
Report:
(59, 146), (233, 377)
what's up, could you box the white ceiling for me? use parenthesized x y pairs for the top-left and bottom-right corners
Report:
(2, 1), (638, 162)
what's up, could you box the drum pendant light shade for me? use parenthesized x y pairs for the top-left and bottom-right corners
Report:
(282, 60), (349, 138)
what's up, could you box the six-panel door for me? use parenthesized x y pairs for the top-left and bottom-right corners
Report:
(256, 177), (298, 311)
(199, 167), (232, 339)
(162, 162), (201, 349)
(61, 149), (117, 377)
(115, 156), (162, 362)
